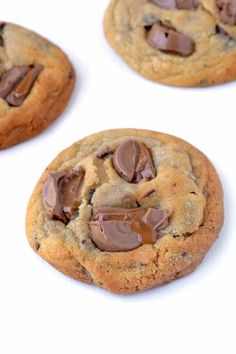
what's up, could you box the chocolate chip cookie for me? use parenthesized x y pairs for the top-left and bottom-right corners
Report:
(26, 129), (224, 294)
(0, 22), (75, 149)
(104, 0), (236, 86)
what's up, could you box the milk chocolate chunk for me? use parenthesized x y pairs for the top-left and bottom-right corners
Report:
(6, 64), (44, 106)
(176, 0), (198, 8)
(151, 0), (176, 9)
(90, 207), (170, 252)
(0, 66), (30, 98)
(43, 167), (85, 223)
(146, 23), (195, 56)
(216, 0), (236, 25)
(112, 140), (155, 183)
(43, 172), (67, 222)
(151, 0), (198, 9)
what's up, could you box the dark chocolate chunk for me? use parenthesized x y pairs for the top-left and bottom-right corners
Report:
(112, 140), (155, 184)
(97, 150), (114, 159)
(87, 188), (95, 205)
(216, 0), (236, 25)
(215, 24), (229, 35)
(142, 189), (156, 198)
(6, 64), (44, 106)
(146, 22), (195, 56)
(183, 232), (192, 236)
(90, 207), (170, 252)
(0, 22), (5, 47)
(35, 241), (41, 251)
(43, 167), (85, 223)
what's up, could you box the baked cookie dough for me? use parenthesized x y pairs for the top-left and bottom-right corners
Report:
(26, 129), (224, 294)
(0, 22), (75, 149)
(104, 0), (236, 86)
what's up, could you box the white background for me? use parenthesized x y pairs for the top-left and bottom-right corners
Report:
(1, 1), (235, 353)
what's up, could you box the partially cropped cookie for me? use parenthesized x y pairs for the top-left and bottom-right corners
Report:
(104, 0), (236, 86)
(26, 129), (224, 294)
(0, 22), (75, 148)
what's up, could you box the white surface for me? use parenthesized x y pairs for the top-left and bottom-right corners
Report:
(1, 1), (235, 353)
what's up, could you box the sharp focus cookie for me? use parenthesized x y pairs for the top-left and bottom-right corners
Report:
(104, 0), (236, 86)
(0, 22), (75, 149)
(26, 129), (224, 294)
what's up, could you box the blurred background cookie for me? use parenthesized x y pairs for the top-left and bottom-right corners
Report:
(0, 22), (75, 148)
(104, 0), (236, 86)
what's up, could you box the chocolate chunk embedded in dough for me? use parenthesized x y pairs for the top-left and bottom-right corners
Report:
(150, 0), (198, 10)
(0, 22), (5, 46)
(112, 140), (155, 183)
(215, 24), (231, 36)
(151, 0), (176, 8)
(43, 168), (85, 223)
(146, 23), (195, 56)
(176, 0), (198, 9)
(43, 171), (67, 222)
(90, 207), (170, 252)
(6, 64), (44, 106)
(216, 0), (236, 25)
(0, 66), (30, 98)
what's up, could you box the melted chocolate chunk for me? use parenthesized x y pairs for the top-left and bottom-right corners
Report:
(43, 167), (85, 223)
(150, 0), (198, 9)
(6, 64), (44, 106)
(112, 140), (155, 184)
(0, 66), (30, 98)
(0, 64), (44, 106)
(90, 207), (170, 252)
(146, 22), (195, 56)
(216, 0), (236, 25)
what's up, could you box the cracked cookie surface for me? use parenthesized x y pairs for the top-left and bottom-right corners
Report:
(104, 0), (236, 86)
(26, 129), (224, 294)
(0, 22), (75, 149)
